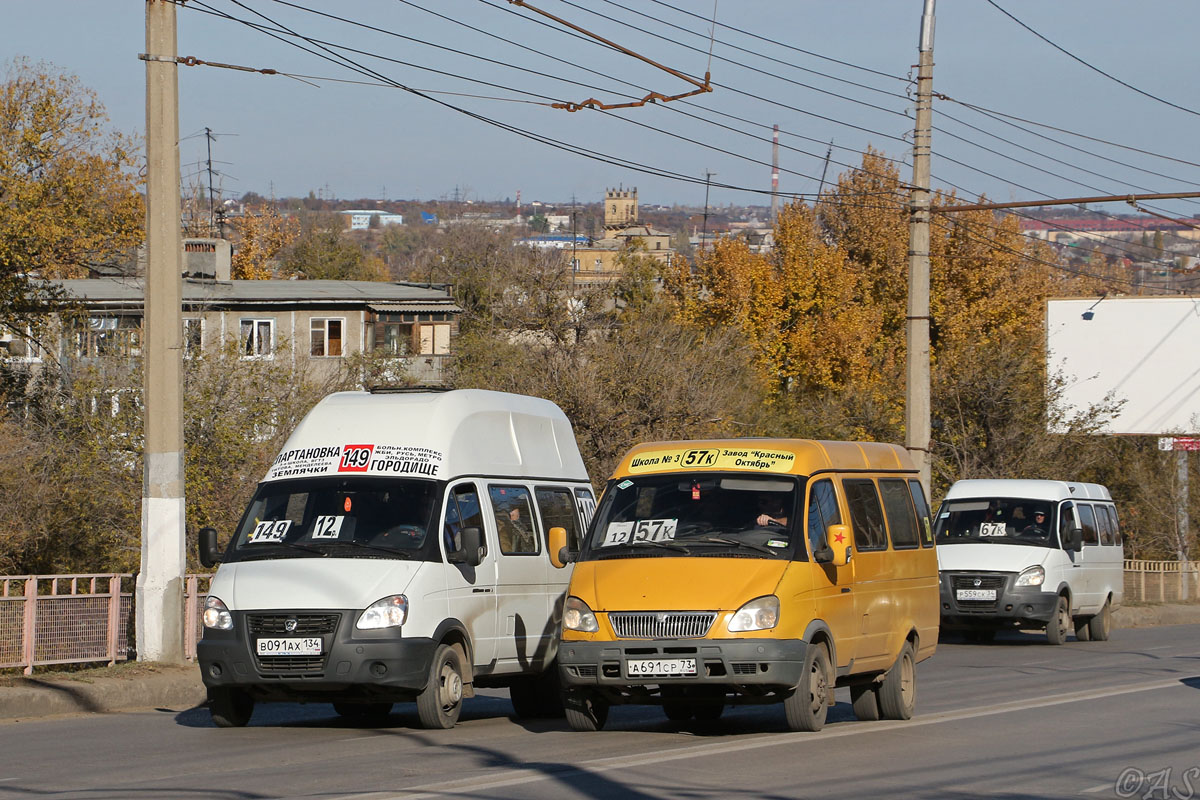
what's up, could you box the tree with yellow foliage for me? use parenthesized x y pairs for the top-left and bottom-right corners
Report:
(230, 204), (299, 279)
(0, 58), (142, 337)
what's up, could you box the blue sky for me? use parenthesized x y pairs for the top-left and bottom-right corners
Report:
(5, 1), (1200, 213)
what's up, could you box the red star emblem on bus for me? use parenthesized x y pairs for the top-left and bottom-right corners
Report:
(833, 532), (846, 543)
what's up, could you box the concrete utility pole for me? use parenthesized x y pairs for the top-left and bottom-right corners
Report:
(140, 0), (187, 663)
(906, 0), (935, 493)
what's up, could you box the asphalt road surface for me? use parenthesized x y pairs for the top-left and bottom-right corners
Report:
(2, 624), (1198, 800)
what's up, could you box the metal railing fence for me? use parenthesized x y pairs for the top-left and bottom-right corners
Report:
(1124, 559), (1200, 604)
(1, 573), (210, 675)
(2, 563), (1198, 674)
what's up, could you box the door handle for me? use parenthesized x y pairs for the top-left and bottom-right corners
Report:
(841, 587), (851, 593)
(472, 587), (493, 593)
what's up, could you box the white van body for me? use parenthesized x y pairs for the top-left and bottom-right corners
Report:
(197, 389), (595, 727)
(934, 479), (1124, 644)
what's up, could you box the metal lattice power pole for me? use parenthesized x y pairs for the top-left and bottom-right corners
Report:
(139, 0), (187, 663)
(906, 0), (936, 493)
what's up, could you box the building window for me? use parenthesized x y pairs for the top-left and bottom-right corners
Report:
(1, 326), (43, 361)
(310, 318), (344, 357)
(418, 323), (451, 355)
(183, 318), (203, 358)
(72, 317), (142, 358)
(240, 318), (274, 358)
(373, 322), (413, 356)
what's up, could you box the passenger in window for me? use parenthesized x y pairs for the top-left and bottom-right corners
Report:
(1020, 510), (1050, 538)
(497, 504), (536, 553)
(755, 495), (789, 529)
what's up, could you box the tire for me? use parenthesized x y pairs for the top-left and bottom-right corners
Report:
(416, 643), (465, 729)
(878, 641), (916, 720)
(209, 687), (254, 728)
(563, 690), (609, 732)
(1046, 596), (1071, 645)
(1074, 616), (1092, 642)
(783, 643), (831, 732)
(850, 683), (881, 721)
(332, 701), (393, 722)
(1088, 599), (1112, 641)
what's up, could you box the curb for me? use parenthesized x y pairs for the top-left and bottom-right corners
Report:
(0, 666), (206, 723)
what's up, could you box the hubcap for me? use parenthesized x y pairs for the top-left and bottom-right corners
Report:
(440, 663), (463, 709)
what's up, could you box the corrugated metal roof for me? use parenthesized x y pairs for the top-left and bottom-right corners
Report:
(52, 278), (457, 308)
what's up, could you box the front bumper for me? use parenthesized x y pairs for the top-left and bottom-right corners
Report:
(197, 609), (436, 702)
(558, 637), (808, 691)
(939, 571), (1059, 629)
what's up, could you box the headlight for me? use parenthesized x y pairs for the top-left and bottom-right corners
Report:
(728, 595), (780, 632)
(563, 596), (599, 633)
(357, 595), (409, 630)
(202, 596), (233, 630)
(1015, 566), (1045, 587)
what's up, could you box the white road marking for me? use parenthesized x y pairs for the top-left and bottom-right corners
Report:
(319, 675), (1197, 800)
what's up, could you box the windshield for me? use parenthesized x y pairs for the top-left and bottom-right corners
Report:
(579, 473), (800, 561)
(934, 497), (1058, 548)
(224, 476), (441, 562)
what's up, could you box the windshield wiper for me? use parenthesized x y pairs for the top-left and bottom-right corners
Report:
(627, 540), (691, 554)
(692, 536), (777, 555)
(338, 539), (413, 558)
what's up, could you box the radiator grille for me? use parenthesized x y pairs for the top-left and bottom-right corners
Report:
(609, 611), (716, 639)
(247, 613), (340, 636)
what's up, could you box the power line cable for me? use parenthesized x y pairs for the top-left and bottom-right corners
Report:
(984, 0), (1200, 118)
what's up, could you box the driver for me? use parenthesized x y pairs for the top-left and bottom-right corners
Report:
(755, 494), (789, 528)
(1021, 510), (1050, 537)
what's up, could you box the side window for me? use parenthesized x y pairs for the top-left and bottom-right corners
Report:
(1058, 503), (1076, 549)
(489, 485), (539, 555)
(1105, 505), (1123, 546)
(443, 483), (485, 558)
(908, 479), (934, 547)
(844, 478), (888, 552)
(805, 479), (841, 559)
(575, 487), (597, 528)
(880, 478), (919, 549)
(536, 487), (583, 551)
(1077, 503), (1099, 546)
(1095, 504), (1115, 546)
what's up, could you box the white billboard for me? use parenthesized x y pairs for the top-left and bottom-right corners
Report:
(1047, 297), (1200, 435)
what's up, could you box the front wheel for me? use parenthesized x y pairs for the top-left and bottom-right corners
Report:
(1046, 596), (1071, 645)
(878, 641), (916, 720)
(416, 644), (465, 729)
(563, 690), (609, 732)
(1088, 599), (1113, 641)
(209, 687), (254, 728)
(783, 644), (831, 732)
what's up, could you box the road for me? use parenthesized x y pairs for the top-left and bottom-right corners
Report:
(1, 625), (1198, 800)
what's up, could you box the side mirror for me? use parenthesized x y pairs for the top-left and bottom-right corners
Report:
(826, 524), (853, 566)
(548, 526), (570, 569)
(1067, 526), (1083, 552)
(457, 526), (484, 567)
(198, 527), (222, 569)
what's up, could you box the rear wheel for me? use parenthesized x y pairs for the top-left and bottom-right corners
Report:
(783, 644), (830, 732)
(1046, 596), (1071, 645)
(416, 644), (465, 729)
(1073, 616), (1092, 642)
(1088, 599), (1113, 641)
(878, 641), (916, 720)
(850, 683), (881, 721)
(563, 690), (609, 732)
(209, 687), (254, 728)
